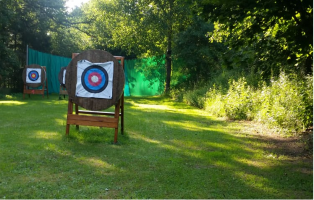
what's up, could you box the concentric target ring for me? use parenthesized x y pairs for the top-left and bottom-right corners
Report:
(28, 70), (39, 81)
(81, 65), (109, 93)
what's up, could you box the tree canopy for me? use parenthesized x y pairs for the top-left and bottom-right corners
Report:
(200, 0), (313, 76)
(0, 0), (312, 92)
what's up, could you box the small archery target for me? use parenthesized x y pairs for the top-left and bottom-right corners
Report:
(76, 60), (114, 99)
(26, 68), (41, 84)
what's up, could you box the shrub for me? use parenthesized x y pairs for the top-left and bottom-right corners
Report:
(205, 85), (226, 117)
(256, 73), (313, 133)
(183, 87), (208, 109)
(201, 72), (313, 134)
(180, 71), (312, 135)
(223, 78), (254, 120)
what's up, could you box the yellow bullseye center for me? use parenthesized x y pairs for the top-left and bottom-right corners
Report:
(91, 75), (99, 83)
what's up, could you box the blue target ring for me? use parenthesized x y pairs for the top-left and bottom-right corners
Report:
(81, 65), (109, 93)
(28, 70), (39, 81)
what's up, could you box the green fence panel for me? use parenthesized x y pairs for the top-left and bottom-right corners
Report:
(28, 48), (71, 94)
(28, 48), (164, 96)
(125, 57), (164, 96)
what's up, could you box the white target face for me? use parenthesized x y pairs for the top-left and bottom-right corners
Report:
(62, 69), (66, 85)
(76, 60), (114, 99)
(26, 68), (42, 84)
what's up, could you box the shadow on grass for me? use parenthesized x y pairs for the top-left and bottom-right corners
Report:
(0, 95), (312, 198)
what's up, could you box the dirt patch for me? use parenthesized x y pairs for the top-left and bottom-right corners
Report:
(236, 121), (313, 159)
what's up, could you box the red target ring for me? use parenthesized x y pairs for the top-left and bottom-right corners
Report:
(88, 72), (103, 86)
(81, 65), (109, 93)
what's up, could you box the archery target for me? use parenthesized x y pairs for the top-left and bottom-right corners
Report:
(26, 68), (41, 84)
(76, 60), (114, 99)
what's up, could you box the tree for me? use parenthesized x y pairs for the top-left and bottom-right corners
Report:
(83, 0), (195, 93)
(200, 0), (313, 76)
(0, 0), (68, 90)
(50, 7), (94, 57)
(173, 16), (225, 89)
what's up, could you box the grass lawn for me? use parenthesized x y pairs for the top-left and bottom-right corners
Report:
(0, 94), (312, 199)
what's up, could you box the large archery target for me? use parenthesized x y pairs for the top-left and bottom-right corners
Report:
(76, 60), (113, 98)
(65, 50), (125, 111)
(22, 64), (46, 88)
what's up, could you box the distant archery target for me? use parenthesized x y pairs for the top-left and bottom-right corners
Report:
(58, 67), (67, 87)
(22, 64), (46, 88)
(26, 68), (41, 83)
(76, 60), (114, 99)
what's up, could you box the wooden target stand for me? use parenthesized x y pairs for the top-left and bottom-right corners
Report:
(22, 65), (48, 99)
(65, 50), (125, 143)
(59, 85), (68, 99)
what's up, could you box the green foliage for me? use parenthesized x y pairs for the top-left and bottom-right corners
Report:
(180, 72), (313, 135)
(201, 0), (313, 76)
(204, 85), (226, 117)
(173, 16), (225, 89)
(222, 78), (255, 120)
(134, 55), (166, 94)
(255, 73), (313, 132)
(183, 87), (208, 108)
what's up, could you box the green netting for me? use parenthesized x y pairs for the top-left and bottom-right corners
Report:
(27, 47), (165, 96)
(125, 56), (165, 96)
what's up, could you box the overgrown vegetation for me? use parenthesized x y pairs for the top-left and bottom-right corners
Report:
(178, 72), (313, 136)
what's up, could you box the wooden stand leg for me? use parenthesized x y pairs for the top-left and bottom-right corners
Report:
(114, 99), (121, 143)
(121, 95), (124, 134)
(75, 104), (79, 130)
(23, 85), (26, 99)
(66, 99), (73, 135)
(46, 78), (49, 99)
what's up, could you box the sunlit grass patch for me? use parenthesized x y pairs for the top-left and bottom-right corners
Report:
(0, 100), (27, 105)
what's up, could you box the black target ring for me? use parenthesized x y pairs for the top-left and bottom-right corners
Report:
(81, 65), (109, 93)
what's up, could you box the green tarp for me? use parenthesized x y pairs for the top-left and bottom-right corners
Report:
(27, 47), (164, 96)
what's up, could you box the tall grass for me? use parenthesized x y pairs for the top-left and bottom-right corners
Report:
(181, 72), (313, 135)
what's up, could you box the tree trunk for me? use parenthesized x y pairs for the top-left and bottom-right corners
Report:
(165, 0), (173, 94)
(165, 31), (172, 94)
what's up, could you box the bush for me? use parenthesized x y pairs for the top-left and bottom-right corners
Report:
(205, 85), (226, 117)
(181, 72), (314, 135)
(223, 78), (254, 120)
(255, 73), (313, 133)
(183, 87), (208, 108)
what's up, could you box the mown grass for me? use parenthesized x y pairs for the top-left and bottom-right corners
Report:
(0, 94), (312, 198)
